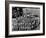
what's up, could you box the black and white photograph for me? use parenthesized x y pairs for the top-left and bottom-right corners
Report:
(12, 7), (40, 31)
(5, 1), (45, 37)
